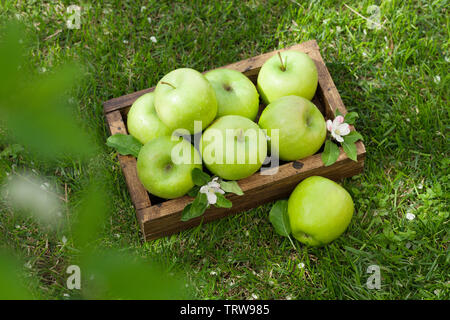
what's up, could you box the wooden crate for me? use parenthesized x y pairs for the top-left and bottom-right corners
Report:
(103, 40), (366, 241)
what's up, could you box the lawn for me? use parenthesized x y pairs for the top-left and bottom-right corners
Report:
(0, 0), (448, 300)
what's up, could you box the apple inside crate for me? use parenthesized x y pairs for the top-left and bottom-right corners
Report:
(103, 40), (366, 241)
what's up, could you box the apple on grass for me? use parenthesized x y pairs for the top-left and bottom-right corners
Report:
(257, 50), (318, 104)
(258, 95), (326, 161)
(288, 176), (354, 246)
(126, 92), (171, 144)
(154, 68), (217, 134)
(200, 115), (267, 180)
(137, 136), (201, 199)
(204, 68), (259, 121)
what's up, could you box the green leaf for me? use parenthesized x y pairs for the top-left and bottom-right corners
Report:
(106, 134), (143, 158)
(219, 180), (243, 195)
(181, 204), (193, 221)
(187, 185), (200, 197)
(343, 131), (364, 143)
(191, 168), (211, 186)
(180, 192), (208, 221)
(344, 112), (359, 125)
(321, 140), (340, 166)
(342, 140), (357, 161)
(335, 109), (343, 117)
(214, 193), (232, 208)
(269, 200), (291, 237)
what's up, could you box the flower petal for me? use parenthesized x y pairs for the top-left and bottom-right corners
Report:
(206, 191), (217, 205)
(326, 120), (333, 132)
(199, 186), (209, 194)
(335, 115), (344, 124)
(208, 181), (221, 189)
(337, 123), (350, 136)
(331, 131), (338, 140)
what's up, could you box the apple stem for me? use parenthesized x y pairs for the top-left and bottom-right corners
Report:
(160, 81), (176, 89)
(278, 52), (286, 71)
(287, 235), (297, 251)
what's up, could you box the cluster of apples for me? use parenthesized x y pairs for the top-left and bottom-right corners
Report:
(128, 50), (326, 199)
(127, 50), (354, 246)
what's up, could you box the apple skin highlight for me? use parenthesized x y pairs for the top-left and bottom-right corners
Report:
(127, 92), (171, 145)
(137, 136), (202, 199)
(258, 95), (326, 161)
(257, 50), (318, 104)
(154, 68), (218, 134)
(287, 176), (354, 246)
(205, 68), (260, 121)
(200, 115), (267, 181)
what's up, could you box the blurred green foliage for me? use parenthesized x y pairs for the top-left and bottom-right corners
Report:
(0, 22), (96, 161)
(0, 21), (188, 300)
(0, 250), (33, 299)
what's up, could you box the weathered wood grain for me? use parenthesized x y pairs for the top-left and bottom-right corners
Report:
(105, 111), (151, 211)
(307, 46), (348, 119)
(140, 149), (364, 240)
(103, 40), (366, 241)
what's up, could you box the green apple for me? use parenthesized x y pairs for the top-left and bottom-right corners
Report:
(257, 50), (318, 104)
(154, 68), (217, 134)
(288, 176), (354, 246)
(258, 95), (326, 161)
(200, 115), (267, 180)
(137, 136), (201, 199)
(204, 68), (259, 121)
(126, 92), (171, 144)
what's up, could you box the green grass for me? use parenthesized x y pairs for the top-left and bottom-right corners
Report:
(0, 0), (449, 299)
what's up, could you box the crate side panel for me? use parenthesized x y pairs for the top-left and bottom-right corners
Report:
(141, 156), (364, 240)
(307, 47), (348, 119)
(139, 148), (364, 230)
(105, 111), (151, 210)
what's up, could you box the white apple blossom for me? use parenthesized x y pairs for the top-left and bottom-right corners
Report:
(199, 177), (224, 205)
(326, 115), (350, 143)
(406, 212), (416, 221)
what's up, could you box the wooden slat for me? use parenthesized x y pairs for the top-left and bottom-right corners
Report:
(103, 87), (156, 115)
(212, 40), (319, 81)
(141, 151), (364, 240)
(309, 45), (366, 152)
(105, 111), (151, 211)
(140, 142), (365, 225)
(103, 40), (319, 115)
(307, 45), (347, 119)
